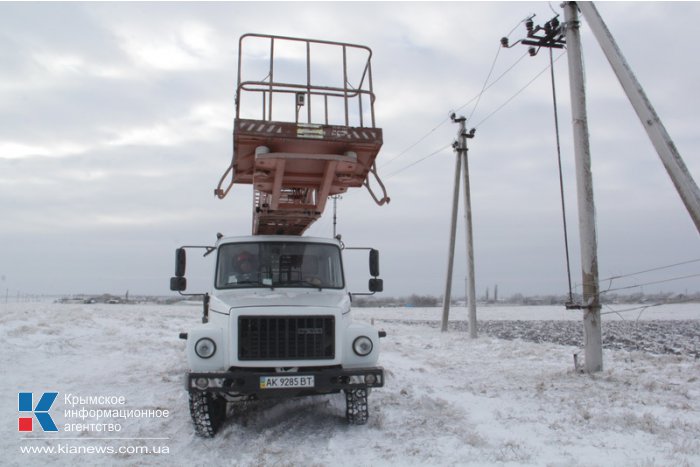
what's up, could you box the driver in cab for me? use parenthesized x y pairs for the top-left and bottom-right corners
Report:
(229, 250), (258, 284)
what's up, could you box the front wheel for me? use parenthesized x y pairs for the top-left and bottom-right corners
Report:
(188, 391), (227, 437)
(345, 388), (368, 425)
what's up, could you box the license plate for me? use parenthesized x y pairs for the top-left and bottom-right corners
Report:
(260, 375), (315, 389)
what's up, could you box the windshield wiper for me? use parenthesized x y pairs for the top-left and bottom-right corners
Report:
(230, 280), (260, 287)
(284, 280), (323, 290)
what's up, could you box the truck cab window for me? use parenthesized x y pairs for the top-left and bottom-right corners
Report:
(216, 242), (344, 289)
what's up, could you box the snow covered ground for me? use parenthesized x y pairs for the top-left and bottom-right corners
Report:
(2, 302), (699, 466)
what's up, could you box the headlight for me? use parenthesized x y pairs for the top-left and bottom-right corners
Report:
(352, 336), (373, 356)
(195, 338), (216, 359)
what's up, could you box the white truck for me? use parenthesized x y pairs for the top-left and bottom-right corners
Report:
(171, 33), (390, 436)
(170, 234), (385, 437)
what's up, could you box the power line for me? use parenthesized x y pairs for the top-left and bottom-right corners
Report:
(600, 303), (662, 319)
(600, 258), (700, 283)
(473, 50), (566, 129)
(454, 51), (529, 116)
(466, 44), (502, 124)
(383, 51), (543, 179)
(379, 119), (451, 170)
(509, 15), (534, 38)
(385, 143), (453, 179)
(380, 47), (530, 171)
(380, 18), (558, 180)
(573, 258), (700, 295)
(599, 273), (700, 294)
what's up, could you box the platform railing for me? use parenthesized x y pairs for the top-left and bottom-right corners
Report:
(235, 33), (377, 129)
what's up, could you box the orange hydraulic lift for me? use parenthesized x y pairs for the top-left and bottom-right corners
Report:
(215, 34), (389, 236)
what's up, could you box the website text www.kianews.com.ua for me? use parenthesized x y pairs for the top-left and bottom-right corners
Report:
(20, 443), (169, 455)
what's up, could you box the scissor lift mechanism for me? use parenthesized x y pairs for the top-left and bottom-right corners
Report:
(215, 34), (389, 235)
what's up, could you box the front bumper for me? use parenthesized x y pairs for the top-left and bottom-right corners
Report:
(187, 366), (384, 397)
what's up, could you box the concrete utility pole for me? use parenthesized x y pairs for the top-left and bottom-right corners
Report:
(576, 1), (700, 234)
(564, 2), (603, 372)
(461, 120), (478, 339)
(441, 137), (462, 332)
(441, 115), (477, 338)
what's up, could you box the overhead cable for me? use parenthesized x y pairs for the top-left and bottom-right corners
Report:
(381, 15), (551, 179)
(385, 143), (453, 179)
(599, 273), (700, 294)
(466, 44), (502, 124)
(380, 49), (530, 171)
(600, 258), (700, 283)
(473, 51), (566, 129)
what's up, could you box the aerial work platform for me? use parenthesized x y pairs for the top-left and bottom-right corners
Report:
(215, 34), (389, 235)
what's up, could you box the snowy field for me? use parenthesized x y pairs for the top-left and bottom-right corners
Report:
(2, 302), (699, 466)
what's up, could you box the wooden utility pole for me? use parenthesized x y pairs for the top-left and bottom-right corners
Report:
(564, 2), (603, 372)
(441, 115), (477, 338)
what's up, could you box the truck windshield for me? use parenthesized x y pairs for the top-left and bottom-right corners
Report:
(216, 242), (344, 290)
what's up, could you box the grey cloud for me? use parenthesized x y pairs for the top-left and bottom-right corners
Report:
(1, 2), (698, 298)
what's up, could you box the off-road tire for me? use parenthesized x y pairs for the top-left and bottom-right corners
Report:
(345, 388), (368, 425)
(188, 391), (227, 437)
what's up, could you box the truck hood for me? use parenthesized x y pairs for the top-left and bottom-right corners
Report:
(210, 289), (350, 314)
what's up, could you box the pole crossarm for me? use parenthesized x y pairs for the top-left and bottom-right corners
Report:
(501, 14), (566, 56)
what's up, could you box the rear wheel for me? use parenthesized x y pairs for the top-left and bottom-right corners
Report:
(345, 388), (368, 425)
(188, 391), (227, 437)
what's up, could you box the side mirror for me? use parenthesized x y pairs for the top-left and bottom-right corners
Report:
(369, 278), (383, 293)
(369, 249), (380, 277)
(175, 248), (186, 277)
(170, 276), (187, 291)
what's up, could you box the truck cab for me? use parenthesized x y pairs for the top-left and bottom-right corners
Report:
(171, 234), (384, 437)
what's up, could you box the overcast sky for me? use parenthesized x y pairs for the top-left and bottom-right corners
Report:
(1, 1), (698, 299)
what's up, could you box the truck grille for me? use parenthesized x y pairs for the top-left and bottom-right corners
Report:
(238, 315), (335, 360)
